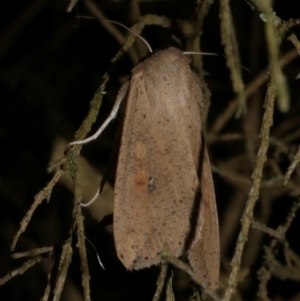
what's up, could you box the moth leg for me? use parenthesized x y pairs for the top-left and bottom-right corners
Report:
(69, 81), (129, 145)
(85, 236), (105, 270)
(80, 187), (100, 207)
(80, 107), (123, 207)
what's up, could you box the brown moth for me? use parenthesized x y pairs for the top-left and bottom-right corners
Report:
(113, 47), (219, 289)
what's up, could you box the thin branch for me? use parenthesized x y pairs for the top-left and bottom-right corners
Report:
(223, 78), (276, 301)
(52, 241), (73, 301)
(152, 263), (168, 301)
(11, 169), (63, 251)
(0, 255), (44, 285)
(283, 145), (300, 185)
(11, 246), (54, 259)
(161, 252), (221, 301)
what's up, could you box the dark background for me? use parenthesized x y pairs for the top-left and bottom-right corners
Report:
(1, 0), (300, 300)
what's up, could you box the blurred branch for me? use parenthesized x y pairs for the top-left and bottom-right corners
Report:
(182, 0), (215, 123)
(257, 197), (300, 299)
(83, 0), (140, 64)
(209, 49), (299, 135)
(219, 0), (246, 116)
(66, 0), (79, 13)
(0, 0), (49, 60)
(261, 1), (290, 113)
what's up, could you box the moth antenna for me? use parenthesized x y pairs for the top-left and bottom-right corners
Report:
(85, 236), (105, 270)
(76, 16), (153, 53)
(183, 51), (250, 73)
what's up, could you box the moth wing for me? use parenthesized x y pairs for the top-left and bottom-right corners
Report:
(114, 52), (204, 270)
(188, 147), (220, 289)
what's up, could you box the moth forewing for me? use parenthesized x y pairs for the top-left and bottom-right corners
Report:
(188, 147), (220, 289)
(113, 47), (219, 288)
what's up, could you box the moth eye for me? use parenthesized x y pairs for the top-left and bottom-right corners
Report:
(144, 257), (148, 260)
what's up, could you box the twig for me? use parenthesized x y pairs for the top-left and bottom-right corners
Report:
(209, 49), (298, 135)
(183, 0), (215, 123)
(219, 0), (246, 116)
(251, 220), (285, 242)
(257, 197), (300, 298)
(0, 255), (44, 285)
(152, 263), (168, 301)
(68, 156), (91, 299)
(161, 252), (221, 301)
(165, 270), (175, 301)
(52, 241), (73, 301)
(110, 14), (171, 65)
(75, 203), (91, 300)
(282, 196), (300, 232)
(283, 145), (300, 185)
(287, 33), (300, 55)
(223, 77), (276, 300)
(11, 246), (54, 259)
(83, 0), (140, 64)
(261, 1), (290, 113)
(11, 169), (63, 251)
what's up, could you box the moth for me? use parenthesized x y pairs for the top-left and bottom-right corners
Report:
(70, 45), (219, 288)
(112, 47), (220, 289)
